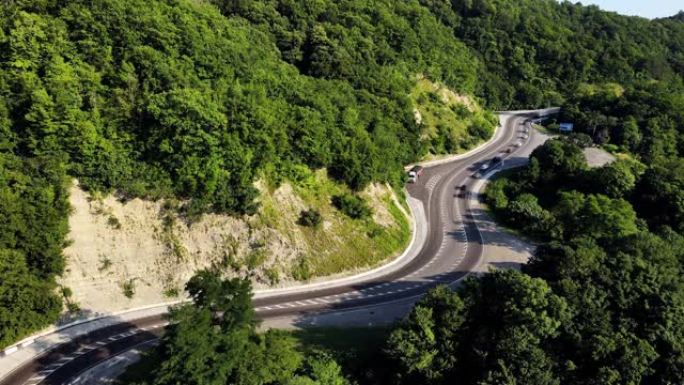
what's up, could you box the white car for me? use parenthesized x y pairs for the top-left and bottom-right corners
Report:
(514, 141), (523, 148)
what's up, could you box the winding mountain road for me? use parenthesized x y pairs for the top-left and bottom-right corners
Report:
(0, 109), (557, 385)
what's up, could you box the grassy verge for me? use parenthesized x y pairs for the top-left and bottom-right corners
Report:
(532, 123), (556, 135)
(256, 168), (411, 280)
(410, 77), (497, 159)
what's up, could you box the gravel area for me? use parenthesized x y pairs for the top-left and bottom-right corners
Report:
(584, 147), (616, 167)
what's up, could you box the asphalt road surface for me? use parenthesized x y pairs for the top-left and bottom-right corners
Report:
(0, 110), (554, 385)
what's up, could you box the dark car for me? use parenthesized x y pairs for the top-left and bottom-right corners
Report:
(457, 184), (467, 198)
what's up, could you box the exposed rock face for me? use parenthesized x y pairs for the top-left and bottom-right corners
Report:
(60, 174), (408, 315)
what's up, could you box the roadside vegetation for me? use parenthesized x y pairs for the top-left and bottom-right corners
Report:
(251, 169), (410, 280)
(410, 77), (498, 158)
(120, 270), (353, 385)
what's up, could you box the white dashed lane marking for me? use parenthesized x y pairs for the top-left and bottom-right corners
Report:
(425, 174), (443, 191)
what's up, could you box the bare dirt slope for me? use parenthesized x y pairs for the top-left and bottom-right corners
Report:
(59, 170), (409, 315)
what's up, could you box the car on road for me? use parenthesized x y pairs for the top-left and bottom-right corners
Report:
(407, 165), (424, 183)
(475, 163), (490, 178)
(514, 141), (523, 148)
(457, 184), (467, 198)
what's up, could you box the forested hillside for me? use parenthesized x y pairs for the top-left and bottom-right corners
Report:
(121, 1), (684, 385)
(0, 0), (488, 347)
(2, 2), (684, 379)
(421, 0), (684, 108)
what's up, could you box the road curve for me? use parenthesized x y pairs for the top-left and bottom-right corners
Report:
(0, 110), (554, 385)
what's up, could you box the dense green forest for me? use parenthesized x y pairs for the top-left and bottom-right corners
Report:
(473, 138), (684, 384)
(2, 4), (684, 383)
(421, 0), (684, 109)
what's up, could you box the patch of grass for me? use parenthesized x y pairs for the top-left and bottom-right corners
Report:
(533, 123), (556, 135)
(257, 197), (280, 229)
(411, 77), (494, 158)
(291, 254), (312, 281)
(291, 327), (390, 355)
(292, 172), (410, 278)
(246, 249), (268, 271)
(251, 169), (411, 281)
(265, 267), (280, 285)
(163, 287), (179, 298)
(307, 204), (410, 277)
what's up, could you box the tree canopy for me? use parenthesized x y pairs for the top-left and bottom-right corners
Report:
(128, 270), (350, 385)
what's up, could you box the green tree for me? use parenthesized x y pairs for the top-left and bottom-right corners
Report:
(153, 270), (305, 385)
(633, 159), (684, 232)
(0, 249), (62, 348)
(386, 286), (465, 383)
(554, 191), (638, 240)
(387, 271), (569, 385)
(587, 160), (637, 199)
(529, 139), (587, 193)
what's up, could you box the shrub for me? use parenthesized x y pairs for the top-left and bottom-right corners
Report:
(66, 302), (81, 313)
(298, 209), (322, 227)
(122, 279), (136, 299)
(61, 286), (73, 299)
(485, 178), (511, 211)
(98, 255), (113, 272)
(107, 215), (122, 229)
(246, 249), (268, 270)
(163, 287), (179, 298)
(332, 194), (372, 219)
(291, 255), (312, 281)
(265, 268), (280, 285)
